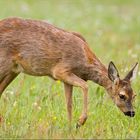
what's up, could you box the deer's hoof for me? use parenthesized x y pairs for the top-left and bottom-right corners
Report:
(76, 123), (80, 129)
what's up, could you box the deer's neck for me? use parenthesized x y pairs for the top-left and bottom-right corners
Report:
(87, 62), (112, 92)
(81, 44), (113, 96)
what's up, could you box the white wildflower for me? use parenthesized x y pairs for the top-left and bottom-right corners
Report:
(124, 67), (128, 73)
(13, 101), (17, 107)
(128, 49), (132, 55)
(33, 102), (38, 107)
(131, 54), (137, 58)
(38, 106), (42, 111)
(21, 3), (29, 12)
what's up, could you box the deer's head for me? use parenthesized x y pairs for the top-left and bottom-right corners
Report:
(108, 62), (138, 117)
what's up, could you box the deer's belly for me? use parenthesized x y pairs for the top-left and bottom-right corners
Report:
(13, 54), (61, 76)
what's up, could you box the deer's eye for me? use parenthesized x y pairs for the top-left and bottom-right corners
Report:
(119, 94), (126, 100)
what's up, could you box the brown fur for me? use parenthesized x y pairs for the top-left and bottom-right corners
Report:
(0, 17), (137, 127)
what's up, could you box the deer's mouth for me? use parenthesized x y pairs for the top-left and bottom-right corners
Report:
(124, 111), (135, 117)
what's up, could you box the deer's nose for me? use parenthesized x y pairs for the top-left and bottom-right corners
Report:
(124, 111), (135, 117)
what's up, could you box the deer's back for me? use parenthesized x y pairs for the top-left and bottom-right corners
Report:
(0, 17), (95, 78)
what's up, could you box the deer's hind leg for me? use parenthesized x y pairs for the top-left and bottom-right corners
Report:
(0, 56), (19, 96)
(0, 72), (18, 96)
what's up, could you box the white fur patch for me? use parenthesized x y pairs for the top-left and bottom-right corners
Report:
(120, 91), (126, 95)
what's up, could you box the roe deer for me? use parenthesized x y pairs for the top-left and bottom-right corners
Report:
(0, 17), (138, 128)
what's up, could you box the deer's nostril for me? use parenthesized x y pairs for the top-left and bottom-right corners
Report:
(124, 111), (135, 117)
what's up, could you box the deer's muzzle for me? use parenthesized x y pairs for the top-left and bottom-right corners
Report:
(124, 111), (135, 117)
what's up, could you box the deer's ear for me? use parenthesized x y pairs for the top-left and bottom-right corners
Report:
(108, 61), (120, 82)
(124, 63), (138, 81)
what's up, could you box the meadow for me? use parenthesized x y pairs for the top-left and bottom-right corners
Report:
(0, 0), (140, 139)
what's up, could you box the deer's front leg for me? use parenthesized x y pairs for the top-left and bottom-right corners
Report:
(76, 87), (88, 128)
(53, 67), (88, 128)
(64, 83), (73, 127)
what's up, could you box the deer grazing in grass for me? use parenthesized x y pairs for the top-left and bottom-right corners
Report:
(0, 17), (138, 128)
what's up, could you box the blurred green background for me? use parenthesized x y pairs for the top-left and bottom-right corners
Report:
(0, 0), (140, 139)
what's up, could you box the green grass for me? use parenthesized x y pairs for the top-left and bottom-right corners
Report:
(0, 0), (140, 139)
